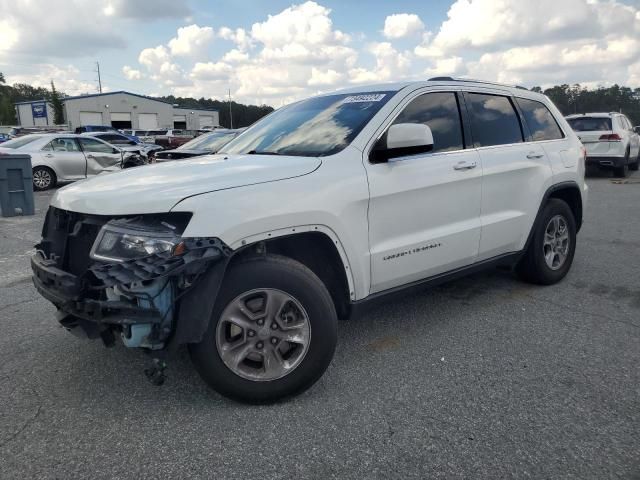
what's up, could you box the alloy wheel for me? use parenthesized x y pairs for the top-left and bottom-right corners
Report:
(215, 288), (311, 381)
(542, 214), (570, 270)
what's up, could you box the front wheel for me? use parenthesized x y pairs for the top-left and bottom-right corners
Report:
(189, 255), (337, 403)
(517, 198), (577, 285)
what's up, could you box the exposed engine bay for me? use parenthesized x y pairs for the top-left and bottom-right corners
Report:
(31, 207), (231, 352)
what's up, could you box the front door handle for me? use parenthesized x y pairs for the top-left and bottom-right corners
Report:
(527, 152), (544, 159)
(87, 154), (95, 158)
(44, 153), (54, 158)
(453, 161), (477, 171)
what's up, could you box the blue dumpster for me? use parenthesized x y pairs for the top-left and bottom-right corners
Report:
(0, 154), (35, 217)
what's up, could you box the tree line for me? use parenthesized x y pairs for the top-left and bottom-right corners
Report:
(158, 95), (274, 129)
(0, 71), (274, 128)
(532, 84), (640, 126)
(1, 70), (639, 128)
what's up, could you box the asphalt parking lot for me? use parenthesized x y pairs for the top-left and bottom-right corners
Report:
(1, 171), (639, 479)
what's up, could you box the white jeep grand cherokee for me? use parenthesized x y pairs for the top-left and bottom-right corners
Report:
(32, 78), (588, 403)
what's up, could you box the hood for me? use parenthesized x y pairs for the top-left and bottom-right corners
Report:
(51, 153), (321, 215)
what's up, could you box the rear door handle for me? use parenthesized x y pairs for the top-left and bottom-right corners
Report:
(44, 153), (54, 158)
(526, 152), (544, 159)
(453, 161), (477, 171)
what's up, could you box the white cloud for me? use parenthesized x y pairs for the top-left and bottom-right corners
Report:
(122, 65), (143, 80)
(218, 27), (252, 51)
(383, 13), (424, 39)
(168, 24), (214, 58)
(6, 65), (96, 96)
(125, 0), (640, 106)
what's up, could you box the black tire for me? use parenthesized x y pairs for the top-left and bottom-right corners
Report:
(630, 152), (639, 171)
(517, 198), (577, 285)
(189, 254), (338, 403)
(32, 166), (56, 191)
(614, 150), (630, 178)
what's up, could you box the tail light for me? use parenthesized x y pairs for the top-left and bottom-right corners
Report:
(580, 145), (587, 164)
(599, 133), (621, 141)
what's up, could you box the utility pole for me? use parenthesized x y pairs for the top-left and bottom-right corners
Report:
(96, 61), (102, 94)
(228, 88), (233, 129)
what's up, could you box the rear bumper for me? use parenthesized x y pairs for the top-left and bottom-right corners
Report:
(585, 155), (626, 168)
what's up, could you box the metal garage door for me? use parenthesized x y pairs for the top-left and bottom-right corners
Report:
(138, 113), (158, 130)
(199, 115), (214, 128)
(79, 111), (103, 126)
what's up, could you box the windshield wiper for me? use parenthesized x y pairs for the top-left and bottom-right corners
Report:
(246, 150), (282, 155)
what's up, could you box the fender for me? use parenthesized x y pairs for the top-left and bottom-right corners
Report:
(230, 224), (357, 302)
(522, 180), (583, 254)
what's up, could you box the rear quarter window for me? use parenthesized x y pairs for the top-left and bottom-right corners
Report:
(516, 98), (564, 141)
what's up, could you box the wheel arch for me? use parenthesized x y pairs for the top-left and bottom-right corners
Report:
(524, 181), (583, 254)
(175, 228), (355, 347)
(230, 230), (354, 320)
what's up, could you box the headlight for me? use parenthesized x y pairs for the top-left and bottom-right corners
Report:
(90, 218), (182, 263)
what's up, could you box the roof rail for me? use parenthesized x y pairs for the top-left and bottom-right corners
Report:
(427, 76), (529, 91)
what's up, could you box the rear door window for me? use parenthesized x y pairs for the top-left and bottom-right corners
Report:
(391, 92), (465, 153)
(78, 137), (116, 154)
(464, 93), (524, 147)
(566, 117), (612, 131)
(46, 138), (81, 152)
(516, 98), (564, 141)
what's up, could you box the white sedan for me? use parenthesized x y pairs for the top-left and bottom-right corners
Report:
(0, 133), (141, 190)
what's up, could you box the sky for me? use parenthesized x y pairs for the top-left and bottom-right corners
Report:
(0, 0), (639, 107)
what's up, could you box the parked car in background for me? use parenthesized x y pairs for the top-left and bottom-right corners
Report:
(9, 126), (68, 137)
(81, 131), (163, 157)
(153, 129), (197, 149)
(152, 129), (244, 162)
(30, 78), (587, 403)
(0, 133), (144, 190)
(566, 112), (640, 177)
(75, 125), (139, 143)
(122, 129), (169, 144)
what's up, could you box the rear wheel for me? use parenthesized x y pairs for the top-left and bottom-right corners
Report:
(630, 152), (639, 171)
(189, 255), (337, 403)
(614, 150), (630, 178)
(32, 166), (56, 191)
(517, 199), (576, 285)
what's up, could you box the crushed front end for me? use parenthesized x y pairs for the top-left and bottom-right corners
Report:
(31, 207), (230, 350)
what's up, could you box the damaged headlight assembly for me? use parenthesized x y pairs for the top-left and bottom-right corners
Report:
(90, 219), (183, 263)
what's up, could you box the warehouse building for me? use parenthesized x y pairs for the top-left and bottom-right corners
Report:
(15, 91), (219, 131)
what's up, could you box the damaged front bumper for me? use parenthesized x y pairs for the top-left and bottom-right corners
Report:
(32, 220), (231, 349)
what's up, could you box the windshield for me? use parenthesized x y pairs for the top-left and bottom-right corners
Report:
(178, 132), (237, 151)
(221, 91), (395, 157)
(0, 135), (41, 149)
(567, 117), (612, 131)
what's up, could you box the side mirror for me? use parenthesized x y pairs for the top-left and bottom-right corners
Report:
(634, 126), (640, 135)
(112, 147), (120, 154)
(370, 123), (434, 163)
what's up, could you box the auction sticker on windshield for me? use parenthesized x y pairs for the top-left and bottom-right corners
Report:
(342, 94), (387, 103)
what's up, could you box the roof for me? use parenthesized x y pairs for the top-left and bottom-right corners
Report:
(173, 105), (220, 112)
(15, 91), (175, 106)
(327, 77), (540, 97)
(61, 90), (173, 105)
(565, 112), (620, 118)
(14, 99), (49, 105)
